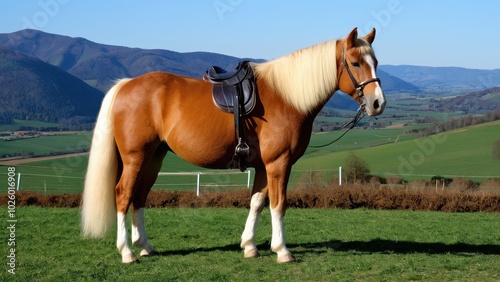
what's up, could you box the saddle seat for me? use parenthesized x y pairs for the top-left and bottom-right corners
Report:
(203, 61), (256, 115)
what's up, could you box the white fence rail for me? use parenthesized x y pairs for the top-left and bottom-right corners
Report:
(12, 168), (343, 195)
(9, 168), (497, 195)
(157, 170), (252, 196)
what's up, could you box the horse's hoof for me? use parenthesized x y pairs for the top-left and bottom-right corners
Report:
(243, 248), (260, 258)
(277, 253), (296, 263)
(140, 248), (158, 257)
(122, 253), (139, 263)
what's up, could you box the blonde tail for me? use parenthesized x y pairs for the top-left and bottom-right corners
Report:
(81, 79), (130, 238)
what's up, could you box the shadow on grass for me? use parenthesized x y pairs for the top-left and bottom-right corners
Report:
(156, 239), (500, 257)
(290, 239), (500, 256)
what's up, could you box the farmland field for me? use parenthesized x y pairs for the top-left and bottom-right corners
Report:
(0, 132), (92, 157)
(1, 207), (499, 281)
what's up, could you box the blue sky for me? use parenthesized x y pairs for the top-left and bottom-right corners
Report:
(1, 0), (499, 69)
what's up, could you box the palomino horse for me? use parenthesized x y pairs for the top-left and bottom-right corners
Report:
(81, 27), (386, 263)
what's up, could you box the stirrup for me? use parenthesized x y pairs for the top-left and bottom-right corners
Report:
(235, 139), (249, 157)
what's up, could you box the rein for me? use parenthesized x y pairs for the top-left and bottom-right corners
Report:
(309, 47), (380, 148)
(308, 102), (365, 148)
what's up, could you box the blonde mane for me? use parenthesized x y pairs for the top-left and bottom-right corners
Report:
(253, 40), (339, 113)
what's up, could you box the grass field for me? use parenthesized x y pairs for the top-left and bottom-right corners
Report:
(1, 121), (499, 194)
(1, 207), (499, 281)
(297, 121), (500, 182)
(0, 132), (92, 156)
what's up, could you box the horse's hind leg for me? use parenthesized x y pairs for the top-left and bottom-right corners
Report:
(131, 143), (168, 257)
(115, 140), (161, 263)
(115, 156), (143, 263)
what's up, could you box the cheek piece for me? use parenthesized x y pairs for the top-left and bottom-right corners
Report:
(339, 47), (380, 107)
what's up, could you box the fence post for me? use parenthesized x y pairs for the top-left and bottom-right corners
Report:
(246, 170), (251, 188)
(196, 172), (201, 196)
(17, 173), (21, 191)
(339, 166), (342, 186)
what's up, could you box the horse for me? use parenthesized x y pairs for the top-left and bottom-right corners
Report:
(81, 27), (386, 263)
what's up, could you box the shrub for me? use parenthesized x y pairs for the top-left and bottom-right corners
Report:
(386, 176), (403, 185)
(448, 178), (478, 192)
(345, 152), (370, 183)
(480, 178), (500, 194)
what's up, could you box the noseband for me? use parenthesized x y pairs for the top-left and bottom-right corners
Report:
(339, 47), (380, 100)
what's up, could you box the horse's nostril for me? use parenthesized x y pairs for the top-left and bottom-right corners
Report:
(373, 99), (380, 110)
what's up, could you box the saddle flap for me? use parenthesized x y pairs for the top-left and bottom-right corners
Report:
(212, 79), (256, 115)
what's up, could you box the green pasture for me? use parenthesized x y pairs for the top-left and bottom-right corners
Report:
(0, 132), (93, 156)
(296, 121), (500, 182)
(2, 121), (499, 194)
(1, 207), (499, 281)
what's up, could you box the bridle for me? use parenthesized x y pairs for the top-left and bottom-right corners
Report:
(309, 47), (381, 148)
(339, 47), (381, 101)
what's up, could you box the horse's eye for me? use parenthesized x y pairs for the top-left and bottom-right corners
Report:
(351, 62), (360, 68)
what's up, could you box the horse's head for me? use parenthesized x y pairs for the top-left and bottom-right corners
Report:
(338, 28), (386, 116)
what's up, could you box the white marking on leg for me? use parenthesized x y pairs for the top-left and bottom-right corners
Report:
(270, 207), (295, 263)
(241, 192), (266, 258)
(116, 212), (137, 263)
(132, 208), (156, 256)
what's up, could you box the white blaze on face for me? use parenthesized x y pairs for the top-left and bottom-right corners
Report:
(363, 54), (386, 115)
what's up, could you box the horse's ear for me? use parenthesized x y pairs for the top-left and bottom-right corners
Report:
(364, 28), (376, 44)
(346, 27), (358, 48)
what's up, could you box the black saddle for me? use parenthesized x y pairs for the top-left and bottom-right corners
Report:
(203, 61), (256, 114)
(203, 61), (257, 171)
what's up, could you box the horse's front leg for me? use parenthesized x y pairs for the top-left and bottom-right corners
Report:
(267, 162), (295, 263)
(241, 169), (267, 258)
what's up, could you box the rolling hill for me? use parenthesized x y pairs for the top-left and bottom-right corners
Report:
(435, 87), (500, 113)
(295, 121), (500, 182)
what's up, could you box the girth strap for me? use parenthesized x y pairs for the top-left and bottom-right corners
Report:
(233, 83), (249, 171)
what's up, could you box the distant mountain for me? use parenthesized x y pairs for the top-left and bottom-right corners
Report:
(0, 29), (418, 113)
(0, 29), (254, 92)
(376, 70), (419, 93)
(0, 48), (103, 124)
(380, 65), (500, 92)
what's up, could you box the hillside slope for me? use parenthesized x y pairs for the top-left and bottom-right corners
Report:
(0, 48), (103, 123)
(296, 121), (500, 181)
(435, 87), (500, 113)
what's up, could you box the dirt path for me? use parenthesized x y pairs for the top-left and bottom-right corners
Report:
(0, 153), (89, 166)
